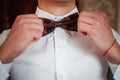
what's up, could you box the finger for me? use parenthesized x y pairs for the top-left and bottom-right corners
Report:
(17, 14), (38, 18)
(18, 23), (44, 35)
(14, 14), (40, 25)
(80, 11), (99, 19)
(78, 21), (93, 34)
(16, 17), (43, 25)
(13, 18), (44, 32)
(78, 15), (97, 25)
(80, 11), (108, 22)
(28, 29), (43, 42)
(25, 23), (44, 31)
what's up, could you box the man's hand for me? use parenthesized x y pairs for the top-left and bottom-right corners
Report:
(0, 14), (44, 63)
(78, 11), (120, 64)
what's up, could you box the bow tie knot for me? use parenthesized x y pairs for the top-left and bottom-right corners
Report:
(46, 21), (63, 27)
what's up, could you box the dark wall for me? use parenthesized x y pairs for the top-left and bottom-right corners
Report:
(0, 0), (37, 34)
(0, 0), (9, 33)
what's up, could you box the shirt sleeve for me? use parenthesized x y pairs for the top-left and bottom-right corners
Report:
(109, 29), (120, 80)
(0, 30), (11, 80)
(0, 61), (12, 80)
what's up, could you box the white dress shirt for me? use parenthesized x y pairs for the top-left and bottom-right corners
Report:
(0, 7), (120, 80)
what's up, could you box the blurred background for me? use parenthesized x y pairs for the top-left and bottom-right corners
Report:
(0, 0), (119, 34)
(78, 0), (120, 34)
(118, 0), (120, 33)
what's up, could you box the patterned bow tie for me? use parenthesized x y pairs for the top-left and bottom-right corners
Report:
(40, 13), (79, 36)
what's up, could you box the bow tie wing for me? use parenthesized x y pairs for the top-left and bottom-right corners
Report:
(41, 18), (55, 36)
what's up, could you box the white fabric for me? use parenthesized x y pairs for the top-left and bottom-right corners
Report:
(114, 66), (120, 80)
(0, 7), (120, 80)
(0, 62), (9, 80)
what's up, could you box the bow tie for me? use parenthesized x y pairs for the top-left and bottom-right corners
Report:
(40, 13), (79, 36)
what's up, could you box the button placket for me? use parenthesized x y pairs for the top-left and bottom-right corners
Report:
(54, 28), (67, 80)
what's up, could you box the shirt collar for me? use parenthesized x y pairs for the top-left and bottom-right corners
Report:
(35, 7), (78, 21)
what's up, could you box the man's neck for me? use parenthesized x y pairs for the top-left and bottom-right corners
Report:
(38, 0), (76, 16)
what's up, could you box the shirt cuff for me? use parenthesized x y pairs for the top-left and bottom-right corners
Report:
(108, 61), (118, 74)
(0, 61), (12, 80)
(114, 64), (120, 80)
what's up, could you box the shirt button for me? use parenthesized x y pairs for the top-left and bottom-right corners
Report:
(54, 17), (63, 21)
(55, 17), (57, 19)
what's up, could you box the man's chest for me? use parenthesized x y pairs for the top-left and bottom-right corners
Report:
(10, 28), (108, 80)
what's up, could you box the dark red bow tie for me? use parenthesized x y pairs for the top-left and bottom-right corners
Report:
(40, 13), (79, 36)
